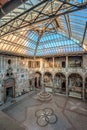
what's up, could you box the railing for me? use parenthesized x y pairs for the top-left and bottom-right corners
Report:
(29, 66), (86, 73)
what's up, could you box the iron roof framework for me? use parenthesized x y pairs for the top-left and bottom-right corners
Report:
(0, 0), (87, 57)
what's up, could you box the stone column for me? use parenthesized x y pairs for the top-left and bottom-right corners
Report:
(1, 56), (2, 70)
(33, 78), (35, 91)
(1, 56), (4, 72)
(16, 57), (18, 68)
(53, 57), (54, 69)
(41, 74), (44, 90)
(66, 56), (68, 68)
(33, 59), (35, 68)
(66, 76), (69, 97)
(52, 74), (55, 94)
(82, 78), (85, 100)
(41, 74), (43, 89)
(37, 77), (39, 88)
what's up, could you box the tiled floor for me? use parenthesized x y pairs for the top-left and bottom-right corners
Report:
(3, 93), (87, 130)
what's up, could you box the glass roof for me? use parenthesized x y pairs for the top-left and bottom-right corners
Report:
(0, 0), (87, 57)
(36, 32), (83, 56)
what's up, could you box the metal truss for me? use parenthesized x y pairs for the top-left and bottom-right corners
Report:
(64, 14), (71, 38)
(82, 22), (87, 45)
(0, 0), (87, 57)
(0, 0), (87, 37)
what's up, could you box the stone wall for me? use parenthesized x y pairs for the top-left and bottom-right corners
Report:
(0, 55), (33, 103)
(0, 54), (87, 103)
(33, 55), (87, 78)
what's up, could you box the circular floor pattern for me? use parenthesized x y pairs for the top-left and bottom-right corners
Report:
(35, 107), (58, 127)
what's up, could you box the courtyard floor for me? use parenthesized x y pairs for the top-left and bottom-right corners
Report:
(2, 92), (87, 130)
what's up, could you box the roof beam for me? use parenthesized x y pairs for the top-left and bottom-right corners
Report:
(33, 1), (49, 23)
(64, 14), (71, 38)
(12, 32), (37, 44)
(0, 0), (27, 18)
(57, 0), (78, 7)
(0, 38), (34, 51)
(32, 3), (87, 24)
(34, 33), (42, 58)
(34, 3), (64, 58)
(0, 0), (48, 28)
(82, 22), (87, 45)
(0, 1), (87, 37)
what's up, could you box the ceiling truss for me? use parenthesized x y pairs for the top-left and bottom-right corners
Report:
(0, 0), (87, 57)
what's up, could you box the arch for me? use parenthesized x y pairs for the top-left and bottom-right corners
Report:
(68, 73), (82, 80)
(68, 72), (83, 79)
(4, 78), (15, 102)
(54, 72), (66, 78)
(35, 71), (42, 77)
(68, 73), (83, 98)
(54, 72), (66, 93)
(43, 71), (52, 83)
(34, 71), (42, 88)
(44, 71), (52, 77)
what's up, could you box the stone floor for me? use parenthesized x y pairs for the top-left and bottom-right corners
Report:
(1, 92), (87, 130)
(0, 111), (25, 130)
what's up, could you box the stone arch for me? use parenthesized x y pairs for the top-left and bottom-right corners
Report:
(54, 72), (66, 93)
(35, 71), (42, 77)
(68, 73), (82, 81)
(4, 78), (15, 102)
(34, 71), (42, 88)
(43, 71), (53, 83)
(54, 72), (66, 78)
(43, 71), (52, 76)
(54, 71), (66, 77)
(68, 72), (83, 78)
(68, 73), (83, 98)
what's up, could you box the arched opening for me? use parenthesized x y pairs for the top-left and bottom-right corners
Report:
(85, 77), (87, 99)
(43, 72), (53, 92)
(68, 73), (83, 99)
(54, 72), (66, 94)
(34, 72), (42, 89)
(43, 72), (52, 83)
(4, 78), (15, 102)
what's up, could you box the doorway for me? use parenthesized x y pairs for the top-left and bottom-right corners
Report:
(4, 78), (15, 102)
(68, 73), (82, 99)
(6, 87), (13, 101)
(35, 72), (42, 88)
(54, 73), (66, 95)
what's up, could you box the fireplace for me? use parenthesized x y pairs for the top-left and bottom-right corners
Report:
(4, 78), (15, 102)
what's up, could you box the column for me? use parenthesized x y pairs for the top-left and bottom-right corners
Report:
(52, 75), (55, 94)
(53, 57), (54, 69)
(83, 78), (85, 100)
(66, 56), (68, 68)
(1, 56), (2, 71)
(41, 74), (44, 90)
(39, 74), (42, 89)
(1, 56), (4, 72)
(16, 57), (18, 68)
(66, 76), (69, 97)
